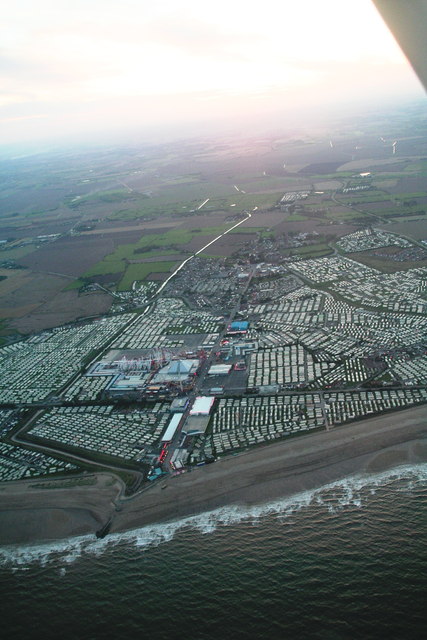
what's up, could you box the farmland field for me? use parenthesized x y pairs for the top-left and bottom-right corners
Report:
(118, 261), (178, 291)
(2, 103), (427, 333)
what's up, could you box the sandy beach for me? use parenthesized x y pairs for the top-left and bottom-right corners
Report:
(0, 405), (426, 546)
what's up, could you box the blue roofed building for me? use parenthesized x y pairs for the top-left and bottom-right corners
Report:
(229, 320), (249, 334)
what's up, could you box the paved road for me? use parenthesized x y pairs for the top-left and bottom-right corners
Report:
(163, 265), (256, 471)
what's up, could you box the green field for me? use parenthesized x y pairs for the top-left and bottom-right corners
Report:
(0, 245), (36, 260)
(290, 242), (333, 258)
(107, 182), (236, 220)
(326, 209), (367, 222)
(82, 226), (233, 282)
(205, 192), (282, 212)
(118, 261), (177, 291)
(229, 226), (270, 235)
(66, 189), (149, 209)
(238, 176), (308, 192)
(334, 191), (391, 205)
(64, 279), (86, 291)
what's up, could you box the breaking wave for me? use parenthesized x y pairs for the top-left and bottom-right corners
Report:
(1, 462), (426, 571)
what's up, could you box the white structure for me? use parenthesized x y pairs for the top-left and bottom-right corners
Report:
(190, 396), (215, 415)
(161, 414), (182, 442)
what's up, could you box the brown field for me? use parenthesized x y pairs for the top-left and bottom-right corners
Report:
(378, 220), (427, 241)
(0, 264), (114, 333)
(349, 248), (427, 273)
(314, 180), (343, 190)
(0, 272), (70, 322)
(356, 201), (394, 211)
(273, 219), (357, 237)
(176, 213), (229, 229)
(85, 273), (122, 286)
(19, 231), (144, 277)
(202, 232), (259, 257)
(130, 253), (189, 263)
(0, 303), (39, 319)
(148, 271), (175, 281)
(244, 210), (287, 227)
(11, 289), (112, 333)
(0, 268), (32, 297)
(182, 234), (222, 252)
(0, 213), (79, 240)
(387, 176), (427, 194)
(81, 222), (177, 234)
(336, 158), (414, 172)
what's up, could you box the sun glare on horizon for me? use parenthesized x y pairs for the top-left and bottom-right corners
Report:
(1, 0), (424, 145)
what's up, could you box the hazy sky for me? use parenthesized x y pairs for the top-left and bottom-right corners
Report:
(1, 0), (425, 146)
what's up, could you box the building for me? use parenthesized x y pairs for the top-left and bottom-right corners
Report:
(161, 413), (183, 442)
(190, 396), (215, 415)
(230, 321), (249, 332)
(151, 359), (199, 383)
(105, 372), (150, 395)
(207, 364), (232, 376)
(170, 397), (189, 412)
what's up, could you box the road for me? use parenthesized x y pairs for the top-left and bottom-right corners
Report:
(331, 186), (387, 225)
(152, 211), (252, 297)
(10, 410), (144, 491)
(163, 265), (256, 471)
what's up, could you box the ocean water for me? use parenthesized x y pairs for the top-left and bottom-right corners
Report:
(1, 464), (426, 640)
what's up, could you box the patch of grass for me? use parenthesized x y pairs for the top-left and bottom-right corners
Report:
(229, 226), (266, 234)
(205, 192), (282, 212)
(394, 192), (427, 200)
(118, 261), (177, 291)
(64, 279), (85, 291)
(285, 214), (308, 221)
(335, 192), (390, 205)
(67, 189), (148, 209)
(133, 247), (180, 257)
(326, 210), (364, 221)
(239, 177), (305, 191)
(291, 242), (333, 258)
(107, 182), (235, 220)
(30, 476), (96, 489)
(0, 318), (15, 343)
(83, 260), (125, 277)
(386, 214), (426, 222)
(0, 245), (37, 260)
(196, 252), (223, 258)
(346, 251), (427, 273)
(81, 226), (236, 279)
(379, 209), (425, 218)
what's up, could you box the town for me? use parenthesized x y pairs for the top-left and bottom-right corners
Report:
(0, 222), (426, 488)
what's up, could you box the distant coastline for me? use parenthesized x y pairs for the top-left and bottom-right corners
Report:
(0, 404), (426, 547)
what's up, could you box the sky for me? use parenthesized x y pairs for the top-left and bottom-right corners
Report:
(1, 0), (425, 147)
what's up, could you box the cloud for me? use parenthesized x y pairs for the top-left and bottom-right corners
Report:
(1, 0), (425, 146)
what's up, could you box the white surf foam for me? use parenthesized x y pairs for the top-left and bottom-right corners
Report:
(1, 462), (426, 570)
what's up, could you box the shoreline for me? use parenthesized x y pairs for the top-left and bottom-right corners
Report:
(0, 405), (426, 546)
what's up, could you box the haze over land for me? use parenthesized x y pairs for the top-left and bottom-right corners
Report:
(1, 100), (427, 337)
(1, 0), (425, 150)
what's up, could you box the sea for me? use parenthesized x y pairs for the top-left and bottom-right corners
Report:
(1, 464), (426, 640)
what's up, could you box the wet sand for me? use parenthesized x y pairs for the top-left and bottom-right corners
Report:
(0, 474), (124, 545)
(0, 405), (426, 545)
